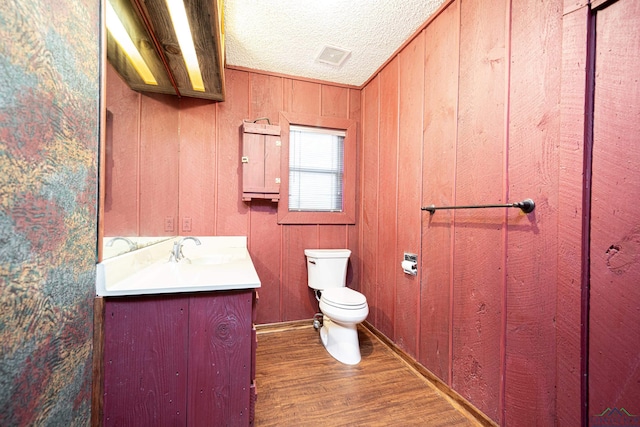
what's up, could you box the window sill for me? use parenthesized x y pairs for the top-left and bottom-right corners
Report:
(278, 210), (355, 225)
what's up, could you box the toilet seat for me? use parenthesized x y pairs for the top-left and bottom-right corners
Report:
(321, 287), (367, 310)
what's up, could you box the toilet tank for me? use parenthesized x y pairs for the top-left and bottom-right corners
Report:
(304, 249), (351, 290)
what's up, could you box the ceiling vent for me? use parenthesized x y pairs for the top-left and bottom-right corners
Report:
(316, 45), (351, 67)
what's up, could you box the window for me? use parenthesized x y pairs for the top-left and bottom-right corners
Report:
(278, 112), (356, 224)
(289, 125), (345, 212)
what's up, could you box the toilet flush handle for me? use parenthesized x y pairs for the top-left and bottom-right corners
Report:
(308, 259), (316, 264)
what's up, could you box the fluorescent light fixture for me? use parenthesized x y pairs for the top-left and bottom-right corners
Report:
(106, 1), (158, 85)
(165, 0), (205, 92)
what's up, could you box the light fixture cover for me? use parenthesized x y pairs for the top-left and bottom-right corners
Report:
(165, 0), (205, 91)
(316, 45), (351, 67)
(106, 0), (158, 85)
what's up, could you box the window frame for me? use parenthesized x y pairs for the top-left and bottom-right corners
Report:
(277, 111), (357, 225)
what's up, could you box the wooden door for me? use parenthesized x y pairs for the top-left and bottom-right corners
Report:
(588, 0), (640, 422)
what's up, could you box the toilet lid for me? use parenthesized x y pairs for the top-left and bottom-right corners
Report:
(321, 287), (367, 307)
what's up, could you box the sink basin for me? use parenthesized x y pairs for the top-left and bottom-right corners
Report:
(96, 236), (261, 296)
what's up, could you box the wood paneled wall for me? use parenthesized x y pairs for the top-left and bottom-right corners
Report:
(105, 64), (361, 325)
(103, 0), (605, 424)
(360, 0), (563, 424)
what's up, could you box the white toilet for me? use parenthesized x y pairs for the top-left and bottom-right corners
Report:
(304, 249), (369, 365)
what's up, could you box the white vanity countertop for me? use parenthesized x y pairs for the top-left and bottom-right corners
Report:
(96, 236), (261, 297)
(102, 236), (171, 259)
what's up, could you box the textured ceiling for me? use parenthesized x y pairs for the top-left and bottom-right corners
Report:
(224, 0), (447, 87)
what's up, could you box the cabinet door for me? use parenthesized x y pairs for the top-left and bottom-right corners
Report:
(242, 122), (281, 201)
(187, 291), (253, 426)
(263, 134), (281, 195)
(103, 295), (189, 426)
(242, 131), (266, 194)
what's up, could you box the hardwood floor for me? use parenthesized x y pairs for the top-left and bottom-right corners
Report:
(254, 322), (490, 427)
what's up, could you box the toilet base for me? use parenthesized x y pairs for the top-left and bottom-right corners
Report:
(319, 317), (362, 365)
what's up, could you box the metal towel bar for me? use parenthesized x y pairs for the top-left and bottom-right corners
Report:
(421, 198), (535, 214)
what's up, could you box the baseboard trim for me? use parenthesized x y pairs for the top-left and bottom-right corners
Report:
(361, 321), (498, 427)
(256, 319), (314, 334)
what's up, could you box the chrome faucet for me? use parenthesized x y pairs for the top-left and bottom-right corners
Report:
(170, 237), (201, 262)
(106, 237), (137, 251)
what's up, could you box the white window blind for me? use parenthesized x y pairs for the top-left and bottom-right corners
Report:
(289, 125), (345, 212)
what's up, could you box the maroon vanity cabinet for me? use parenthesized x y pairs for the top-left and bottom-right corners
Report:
(103, 290), (257, 426)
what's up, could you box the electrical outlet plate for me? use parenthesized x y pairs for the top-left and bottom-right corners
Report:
(164, 216), (174, 232)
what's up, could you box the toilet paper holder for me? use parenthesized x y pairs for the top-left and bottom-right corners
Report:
(402, 253), (417, 276)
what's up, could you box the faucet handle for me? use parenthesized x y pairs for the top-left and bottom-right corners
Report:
(169, 237), (200, 262)
(169, 242), (181, 262)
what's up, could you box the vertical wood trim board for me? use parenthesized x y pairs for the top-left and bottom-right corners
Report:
(213, 95), (219, 235)
(452, 0), (508, 421)
(139, 93), (180, 236)
(581, 7), (599, 424)
(450, 0), (462, 388)
(557, 5), (589, 426)
(178, 97), (216, 236)
(136, 92), (142, 235)
(500, 0), (511, 419)
(505, 0), (563, 425)
(215, 69), (250, 236)
(395, 31), (425, 357)
(348, 88), (362, 293)
(377, 57), (399, 340)
(104, 63), (142, 237)
(92, 297), (105, 427)
(420, 0), (460, 386)
(361, 79), (380, 326)
(247, 73), (284, 324)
